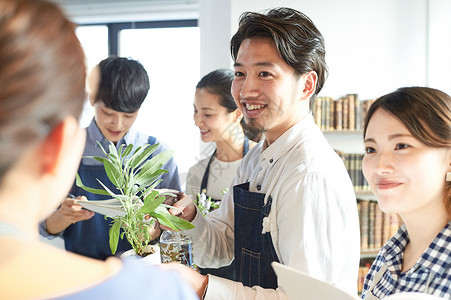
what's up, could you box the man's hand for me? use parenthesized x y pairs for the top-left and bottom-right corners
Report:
(169, 194), (197, 222)
(45, 195), (95, 234)
(159, 194), (197, 232)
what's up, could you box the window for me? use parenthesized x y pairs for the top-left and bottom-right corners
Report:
(120, 26), (200, 183)
(76, 22), (200, 187)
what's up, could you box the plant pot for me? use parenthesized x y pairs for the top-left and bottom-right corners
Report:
(120, 245), (161, 265)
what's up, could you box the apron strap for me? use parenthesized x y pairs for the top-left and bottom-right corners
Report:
(200, 136), (249, 192)
(200, 149), (217, 192)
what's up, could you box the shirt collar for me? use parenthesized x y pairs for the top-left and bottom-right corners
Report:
(261, 113), (316, 166)
(87, 118), (135, 151)
(382, 221), (451, 278)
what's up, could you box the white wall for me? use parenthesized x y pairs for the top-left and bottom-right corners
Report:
(199, 0), (451, 99)
(428, 0), (451, 94)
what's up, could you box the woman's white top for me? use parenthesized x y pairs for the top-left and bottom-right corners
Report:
(186, 155), (242, 200)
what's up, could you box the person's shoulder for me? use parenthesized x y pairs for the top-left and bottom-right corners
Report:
(66, 259), (198, 299)
(117, 260), (198, 299)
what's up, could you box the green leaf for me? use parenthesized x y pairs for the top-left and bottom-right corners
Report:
(118, 144), (125, 157)
(151, 206), (194, 231)
(97, 179), (118, 197)
(103, 159), (124, 188)
(129, 144), (159, 170)
(108, 141), (118, 158)
(96, 141), (108, 157)
(138, 192), (165, 215)
(85, 156), (107, 165)
(124, 145), (143, 170)
(109, 220), (121, 255)
(135, 169), (167, 187)
(75, 174), (110, 196)
(122, 144), (134, 158)
(138, 150), (173, 177)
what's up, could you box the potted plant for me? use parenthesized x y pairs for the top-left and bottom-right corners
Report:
(75, 141), (194, 260)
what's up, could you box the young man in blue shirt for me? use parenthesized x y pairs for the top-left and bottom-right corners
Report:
(41, 57), (181, 260)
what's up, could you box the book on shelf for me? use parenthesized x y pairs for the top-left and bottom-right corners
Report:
(357, 199), (400, 251)
(368, 201), (376, 249)
(348, 94), (355, 130)
(374, 204), (383, 250)
(335, 98), (343, 130)
(334, 152), (370, 192)
(342, 96), (349, 130)
(360, 200), (369, 250)
(358, 262), (371, 295)
(313, 94), (375, 131)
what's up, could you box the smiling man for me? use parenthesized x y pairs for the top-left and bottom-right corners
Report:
(162, 7), (361, 300)
(40, 57), (181, 260)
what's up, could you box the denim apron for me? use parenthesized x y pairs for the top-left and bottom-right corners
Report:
(199, 136), (249, 280)
(64, 137), (157, 260)
(233, 181), (280, 288)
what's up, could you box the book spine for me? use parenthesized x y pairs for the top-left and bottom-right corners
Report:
(354, 94), (361, 130)
(348, 94), (355, 130)
(383, 211), (390, 244)
(374, 204), (383, 249)
(368, 201), (375, 249)
(357, 154), (363, 191)
(342, 96), (349, 130)
(389, 213), (399, 238)
(325, 97), (331, 131)
(335, 98), (342, 130)
(360, 200), (369, 250)
(329, 97), (335, 131)
(315, 97), (322, 128)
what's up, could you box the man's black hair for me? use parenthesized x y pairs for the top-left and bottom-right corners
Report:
(96, 56), (150, 113)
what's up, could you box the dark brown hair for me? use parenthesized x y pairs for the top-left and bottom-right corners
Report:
(363, 87), (451, 216)
(0, 0), (86, 180)
(230, 7), (328, 107)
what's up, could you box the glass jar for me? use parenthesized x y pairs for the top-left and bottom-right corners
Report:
(159, 230), (194, 268)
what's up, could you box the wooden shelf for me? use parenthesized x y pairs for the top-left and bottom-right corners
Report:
(360, 249), (379, 259)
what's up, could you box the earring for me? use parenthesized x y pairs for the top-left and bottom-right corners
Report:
(447, 172), (451, 182)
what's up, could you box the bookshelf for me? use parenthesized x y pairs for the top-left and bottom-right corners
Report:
(314, 94), (400, 295)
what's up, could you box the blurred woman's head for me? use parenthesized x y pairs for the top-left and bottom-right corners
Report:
(362, 87), (451, 218)
(0, 0), (86, 182)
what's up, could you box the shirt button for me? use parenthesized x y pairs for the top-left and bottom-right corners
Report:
(257, 185), (261, 191)
(269, 158), (273, 163)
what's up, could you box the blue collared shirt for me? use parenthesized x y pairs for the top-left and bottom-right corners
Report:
(361, 222), (451, 299)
